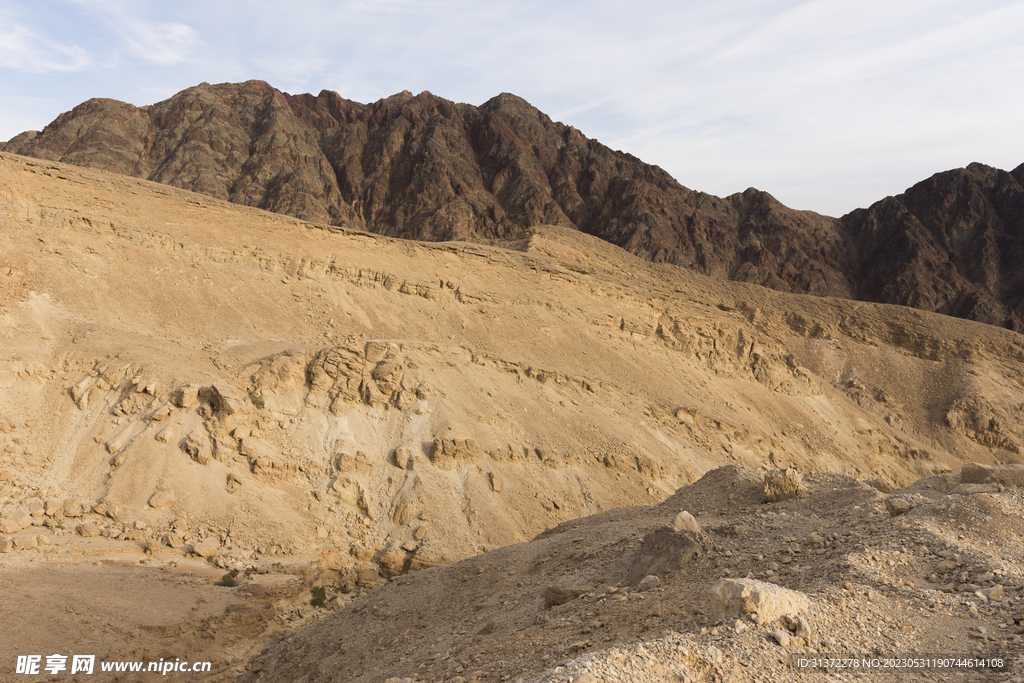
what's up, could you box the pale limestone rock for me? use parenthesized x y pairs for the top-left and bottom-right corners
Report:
(639, 575), (661, 591)
(77, 521), (100, 537)
(193, 536), (221, 557)
(709, 578), (810, 623)
(672, 510), (701, 533)
(0, 508), (32, 533)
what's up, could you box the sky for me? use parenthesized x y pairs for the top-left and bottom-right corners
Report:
(1, 0), (1022, 217)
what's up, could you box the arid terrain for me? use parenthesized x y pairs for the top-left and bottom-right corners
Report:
(1, 143), (1024, 683)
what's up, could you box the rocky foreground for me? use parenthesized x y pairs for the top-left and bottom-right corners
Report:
(240, 463), (1024, 682)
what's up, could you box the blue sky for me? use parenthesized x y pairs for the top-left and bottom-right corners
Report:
(2, 0), (1022, 216)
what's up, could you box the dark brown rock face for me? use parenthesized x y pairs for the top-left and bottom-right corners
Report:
(5, 81), (1022, 330)
(843, 163), (1024, 331)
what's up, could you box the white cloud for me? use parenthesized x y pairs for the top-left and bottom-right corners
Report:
(0, 23), (91, 72)
(66, 0), (202, 65)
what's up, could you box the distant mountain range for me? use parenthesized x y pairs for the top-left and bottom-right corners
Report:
(5, 80), (1023, 330)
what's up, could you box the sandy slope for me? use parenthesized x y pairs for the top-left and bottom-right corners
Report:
(1, 151), (1022, 680)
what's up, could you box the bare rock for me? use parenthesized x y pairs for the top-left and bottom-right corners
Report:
(14, 534), (38, 550)
(762, 468), (804, 503)
(0, 509), (32, 533)
(174, 385), (200, 410)
(164, 532), (184, 548)
(193, 536), (221, 558)
(982, 585), (1005, 601)
(639, 575), (661, 591)
(148, 490), (176, 509)
(207, 383), (251, 417)
(960, 462), (993, 484)
(709, 578), (810, 623)
(27, 499), (44, 517)
(44, 498), (64, 516)
(624, 526), (711, 586)
(0, 537), (13, 553)
(672, 510), (701, 533)
(183, 430), (211, 465)
(990, 464), (1024, 487)
(77, 521), (100, 537)
(885, 497), (912, 517)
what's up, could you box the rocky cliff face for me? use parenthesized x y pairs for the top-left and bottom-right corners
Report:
(5, 81), (1023, 330)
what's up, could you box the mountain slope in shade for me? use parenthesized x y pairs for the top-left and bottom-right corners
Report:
(5, 80), (1024, 330)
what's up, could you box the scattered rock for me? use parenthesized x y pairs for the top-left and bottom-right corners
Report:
(227, 472), (243, 493)
(773, 628), (791, 647)
(0, 537), (13, 553)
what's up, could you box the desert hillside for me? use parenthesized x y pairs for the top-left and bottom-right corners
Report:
(5, 81), (1024, 330)
(1, 151), (1023, 680)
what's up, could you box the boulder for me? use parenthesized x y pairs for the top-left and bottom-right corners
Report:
(763, 468), (804, 503)
(990, 464), (1024, 488)
(193, 536), (221, 557)
(77, 522), (100, 537)
(0, 509), (32, 533)
(885, 497), (912, 517)
(14, 534), (38, 550)
(960, 462), (993, 484)
(672, 510), (701, 533)
(709, 578), (810, 623)
(623, 526), (711, 585)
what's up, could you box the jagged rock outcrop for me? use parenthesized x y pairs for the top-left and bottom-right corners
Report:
(4, 81), (1024, 330)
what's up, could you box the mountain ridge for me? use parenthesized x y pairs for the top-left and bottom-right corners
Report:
(4, 80), (1023, 330)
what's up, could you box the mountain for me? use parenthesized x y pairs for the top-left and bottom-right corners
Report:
(4, 81), (1024, 330)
